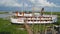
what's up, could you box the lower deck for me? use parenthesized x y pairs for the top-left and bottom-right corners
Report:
(10, 15), (57, 24)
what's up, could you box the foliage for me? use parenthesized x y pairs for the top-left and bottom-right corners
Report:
(0, 12), (8, 14)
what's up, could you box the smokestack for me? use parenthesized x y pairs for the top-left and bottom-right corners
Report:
(41, 8), (44, 16)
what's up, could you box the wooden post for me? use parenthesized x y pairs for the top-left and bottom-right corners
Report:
(45, 28), (47, 34)
(24, 18), (33, 34)
(52, 24), (56, 34)
(44, 23), (46, 34)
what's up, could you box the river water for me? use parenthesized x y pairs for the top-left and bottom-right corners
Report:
(0, 14), (12, 18)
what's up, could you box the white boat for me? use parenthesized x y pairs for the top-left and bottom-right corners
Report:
(10, 8), (57, 24)
(10, 12), (57, 24)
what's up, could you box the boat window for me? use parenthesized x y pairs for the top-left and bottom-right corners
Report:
(12, 16), (18, 19)
(28, 20), (30, 21)
(34, 20), (36, 21)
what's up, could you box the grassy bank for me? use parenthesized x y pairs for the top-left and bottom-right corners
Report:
(0, 12), (8, 14)
(0, 18), (28, 34)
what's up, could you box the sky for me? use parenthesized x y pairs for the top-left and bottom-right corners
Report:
(0, 0), (60, 12)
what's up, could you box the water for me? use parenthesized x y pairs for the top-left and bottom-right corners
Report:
(0, 14), (12, 18)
